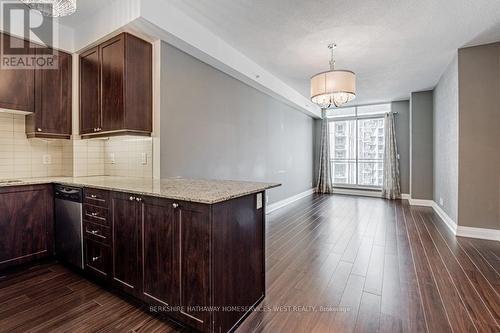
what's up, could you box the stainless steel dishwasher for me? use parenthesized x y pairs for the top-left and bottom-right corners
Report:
(54, 184), (84, 269)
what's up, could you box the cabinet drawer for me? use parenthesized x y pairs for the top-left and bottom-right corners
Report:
(84, 238), (110, 278)
(83, 204), (109, 225)
(84, 221), (110, 244)
(83, 188), (109, 208)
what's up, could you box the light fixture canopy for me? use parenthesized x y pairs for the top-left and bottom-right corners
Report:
(20, 0), (76, 17)
(310, 43), (356, 108)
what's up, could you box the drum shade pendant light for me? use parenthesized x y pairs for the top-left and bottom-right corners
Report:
(310, 43), (356, 108)
(20, 0), (76, 17)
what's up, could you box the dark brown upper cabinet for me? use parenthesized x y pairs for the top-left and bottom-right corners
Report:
(79, 33), (152, 138)
(0, 34), (35, 113)
(26, 50), (72, 139)
(0, 32), (72, 139)
(79, 46), (100, 135)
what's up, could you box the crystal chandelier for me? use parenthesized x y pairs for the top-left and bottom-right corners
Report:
(310, 43), (356, 108)
(20, 0), (76, 17)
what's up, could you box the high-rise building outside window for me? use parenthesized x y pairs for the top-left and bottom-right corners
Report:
(327, 104), (390, 188)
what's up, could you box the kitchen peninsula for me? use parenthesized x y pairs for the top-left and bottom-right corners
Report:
(0, 176), (280, 333)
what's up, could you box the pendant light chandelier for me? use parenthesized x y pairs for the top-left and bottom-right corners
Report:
(310, 43), (356, 108)
(20, 0), (76, 17)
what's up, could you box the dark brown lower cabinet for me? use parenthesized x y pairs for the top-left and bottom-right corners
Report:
(0, 185), (54, 270)
(84, 188), (265, 333)
(0, 183), (265, 332)
(110, 192), (141, 296)
(141, 196), (178, 307)
(173, 201), (211, 331)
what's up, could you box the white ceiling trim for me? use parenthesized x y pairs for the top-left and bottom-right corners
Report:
(68, 0), (321, 118)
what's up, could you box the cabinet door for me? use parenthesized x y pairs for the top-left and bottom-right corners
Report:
(111, 192), (140, 295)
(141, 197), (178, 307)
(99, 35), (124, 132)
(79, 47), (100, 134)
(0, 33), (35, 112)
(123, 33), (152, 133)
(29, 50), (72, 138)
(0, 185), (53, 270)
(176, 201), (211, 330)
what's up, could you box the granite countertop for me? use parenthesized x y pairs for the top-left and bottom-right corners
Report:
(0, 176), (281, 204)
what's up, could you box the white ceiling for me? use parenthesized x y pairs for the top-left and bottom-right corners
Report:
(58, 0), (114, 27)
(162, 0), (500, 105)
(55, 0), (500, 107)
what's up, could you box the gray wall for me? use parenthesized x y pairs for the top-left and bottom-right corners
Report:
(433, 56), (459, 222)
(159, 42), (315, 204)
(458, 43), (500, 230)
(410, 91), (434, 200)
(392, 100), (410, 194)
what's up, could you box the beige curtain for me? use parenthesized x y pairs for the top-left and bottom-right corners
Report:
(382, 112), (401, 199)
(316, 109), (334, 194)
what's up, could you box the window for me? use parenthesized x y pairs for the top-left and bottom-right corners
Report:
(328, 104), (388, 188)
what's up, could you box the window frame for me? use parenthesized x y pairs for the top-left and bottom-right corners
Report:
(328, 104), (389, 190)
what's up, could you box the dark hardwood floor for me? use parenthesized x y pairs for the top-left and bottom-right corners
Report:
(1, 194), (499, 333)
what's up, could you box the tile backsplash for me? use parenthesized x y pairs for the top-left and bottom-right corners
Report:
(0, 113), (67, 179)
(104, 136), (153, 178)
(72, 139), (105, 177)
(0, 113), (153, 179)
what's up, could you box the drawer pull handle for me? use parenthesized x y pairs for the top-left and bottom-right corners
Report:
(91, 256), (101, 262)
(86, 213), (105, 221)
(172, 203), (179, 209)
(86, 229), (106, 239)
(90, 194), (97, 199)
(129, 196), (136, 201)
(136, 197), (143, 202)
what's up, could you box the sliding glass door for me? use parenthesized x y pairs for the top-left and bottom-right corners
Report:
(328, 104), (389, 189)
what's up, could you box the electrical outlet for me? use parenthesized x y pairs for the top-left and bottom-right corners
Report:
(42, 154), (51, 165)
(141, 152), (148, 165)
(439, 197), (444, 206)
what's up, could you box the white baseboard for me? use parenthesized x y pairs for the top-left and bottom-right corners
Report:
(266, 188), (315, 214)
(408, 197), (457, 234)
(431, 202), (458, 234)
(401, 193), (411, 200)
(407, 198), (434, 207)
(332, 188), (382, 198)
(408, 197), (499, 241)
(456, 226), (500, 241)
